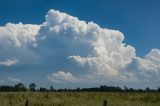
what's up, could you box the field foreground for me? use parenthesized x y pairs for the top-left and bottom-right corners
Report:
(0, 92), (160, 106)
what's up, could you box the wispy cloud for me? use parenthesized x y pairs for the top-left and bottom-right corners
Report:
(0, 59), (18, 66)
(47, 71), (77, 83)
(0, 80), (4, 83)
(7, 77), (20, 82)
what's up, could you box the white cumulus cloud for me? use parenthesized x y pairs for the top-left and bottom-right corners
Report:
(134, 49), (160, 80)
(0, 23), (40, 64)
(0, 23), (40, 48)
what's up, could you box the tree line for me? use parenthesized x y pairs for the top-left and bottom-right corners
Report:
(0, 83), (160, 92)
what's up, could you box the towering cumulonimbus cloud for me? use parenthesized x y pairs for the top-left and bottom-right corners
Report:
(39, 10), (137, 82)
(0, 9), (159, 84)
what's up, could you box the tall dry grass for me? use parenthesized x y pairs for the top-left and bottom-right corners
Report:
(0, 92), (159, 106)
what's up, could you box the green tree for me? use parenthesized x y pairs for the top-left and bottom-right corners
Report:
(50, 86), (54, 91)
(14, 83), (26, 91)
(29, 83), (36, 91)
(157, 87), (160, 92)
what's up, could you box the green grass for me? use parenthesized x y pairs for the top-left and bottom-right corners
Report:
(0, 92), (160, 106)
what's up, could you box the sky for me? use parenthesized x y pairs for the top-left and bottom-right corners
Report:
(0, 0), (160, 89)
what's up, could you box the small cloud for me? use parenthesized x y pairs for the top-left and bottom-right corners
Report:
(7, 77), (20, 82)
(47, 71), (77, 83)
(0, 59), (18, 66)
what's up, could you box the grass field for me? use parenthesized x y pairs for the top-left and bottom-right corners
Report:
(0, 92), (160, 106)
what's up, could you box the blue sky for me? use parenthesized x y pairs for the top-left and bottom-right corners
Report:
(0, 0), (160, 89)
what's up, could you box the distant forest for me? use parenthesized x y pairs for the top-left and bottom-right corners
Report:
(0, 83), (160, 92)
